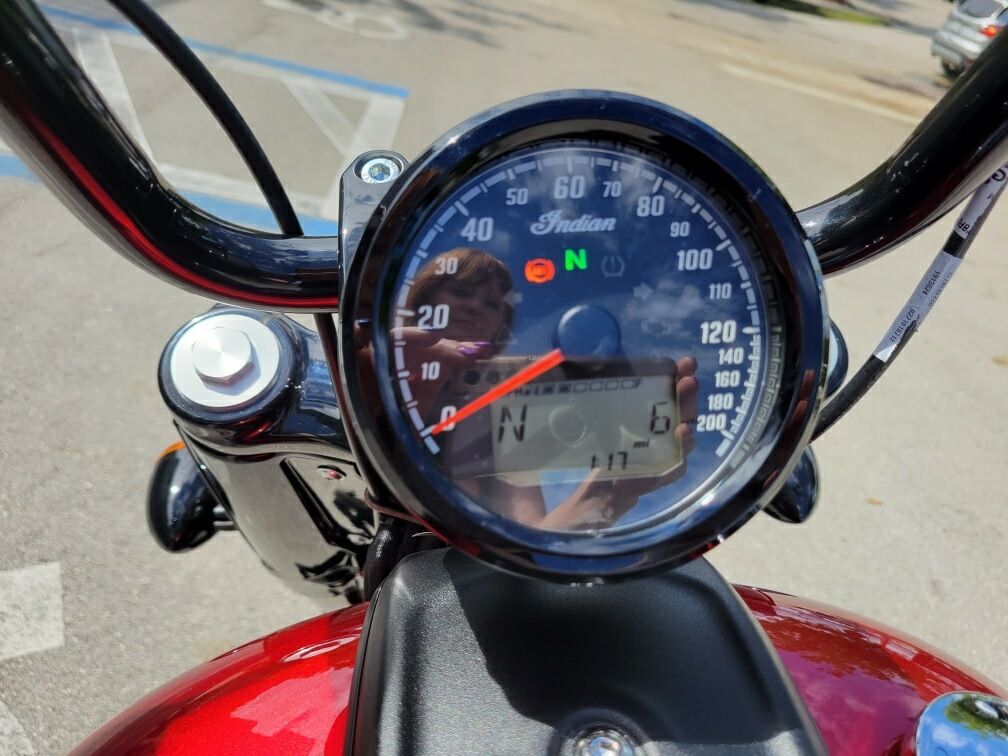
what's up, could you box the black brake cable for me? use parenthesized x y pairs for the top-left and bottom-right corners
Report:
(812, 163), (1008, 440)
(105, 0), (304, 237)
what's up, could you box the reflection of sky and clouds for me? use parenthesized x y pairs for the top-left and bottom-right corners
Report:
(399, 143), (770, 528)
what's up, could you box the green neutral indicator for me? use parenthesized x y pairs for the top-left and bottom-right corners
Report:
(564, 248), (587, 271)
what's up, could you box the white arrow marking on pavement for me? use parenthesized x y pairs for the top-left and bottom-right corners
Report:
(0, 699), (36, 756)
(0, 562), (65, 663)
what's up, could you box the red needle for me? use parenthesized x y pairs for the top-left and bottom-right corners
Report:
(429, 348), (565, 436)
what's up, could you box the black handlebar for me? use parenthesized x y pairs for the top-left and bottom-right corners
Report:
(2, 0), (1007, 304)
(0, 0), (339, 311)
(797, 30), (1008, 274)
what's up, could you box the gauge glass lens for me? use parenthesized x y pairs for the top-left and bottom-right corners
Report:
(384, 142), (784, 532)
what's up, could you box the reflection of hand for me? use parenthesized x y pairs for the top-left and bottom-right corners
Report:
(399, 328), (493, 420)
(538, 356), (699, 530)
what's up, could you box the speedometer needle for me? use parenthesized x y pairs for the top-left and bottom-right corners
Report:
(429, 348), (565, 436)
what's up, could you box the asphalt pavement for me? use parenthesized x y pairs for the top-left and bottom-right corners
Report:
(1, 0), (1006, 753)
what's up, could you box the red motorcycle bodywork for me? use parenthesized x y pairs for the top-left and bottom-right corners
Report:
(70, 588), (1005, 756)
(736, 587), (1006, 754)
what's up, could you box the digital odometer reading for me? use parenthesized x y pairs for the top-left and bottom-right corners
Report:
(385, 142), (784, 531)
(488, 374), (681, 487)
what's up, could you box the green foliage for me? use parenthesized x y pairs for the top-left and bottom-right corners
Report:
(944, 698), (1008, 739)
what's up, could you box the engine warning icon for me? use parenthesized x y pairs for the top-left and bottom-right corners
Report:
(524, 258), (556, 284)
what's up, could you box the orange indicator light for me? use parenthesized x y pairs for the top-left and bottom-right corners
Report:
(524, 258), (556, 284)
(157, 440), (186, 460)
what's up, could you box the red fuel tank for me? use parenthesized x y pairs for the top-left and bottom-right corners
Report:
(70, 604), (368, 756)
(738, 587), (1006, 756)
(70, 590), (1005, 755)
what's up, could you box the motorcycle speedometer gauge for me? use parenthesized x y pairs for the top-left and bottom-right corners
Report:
(339, 91), (827, 580)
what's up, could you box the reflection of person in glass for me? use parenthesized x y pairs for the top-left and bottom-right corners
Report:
(402, 247), (698, 531)
(401, 247), (514, 422)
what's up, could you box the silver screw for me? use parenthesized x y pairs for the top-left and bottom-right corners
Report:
(359, 156), (400, 184)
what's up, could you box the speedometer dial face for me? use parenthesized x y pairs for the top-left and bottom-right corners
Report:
(384, 141), (785, 532)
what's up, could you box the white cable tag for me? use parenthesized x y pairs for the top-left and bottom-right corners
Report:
(954, 168), (1008, 239)
(873, 251), (962, 362)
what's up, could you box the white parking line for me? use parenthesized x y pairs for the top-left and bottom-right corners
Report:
(720, 63), (920, 125)
(2, 16), (407, 227)
(0, 699), (35, 756)
(59, 23), (405, 221)
(319, 93), (405, 218)
(158, 163), (326, 218)
(286, 82), (361, 157)
(0, 562), (65, 663)
(289, 79), (405, 218)
(72, 27), (154, 158)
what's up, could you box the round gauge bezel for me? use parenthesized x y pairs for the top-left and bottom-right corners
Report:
(338, 90), (827, 580)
